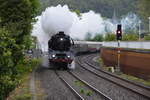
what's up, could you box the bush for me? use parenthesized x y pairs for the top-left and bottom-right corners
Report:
(144, 34), (150, 40)
(0, 28), (17, 99)
(0, 57), (40, 99)
(0, 0), (39, 99)
(122, 34), (138, 41)
(104, 33), (116, 41)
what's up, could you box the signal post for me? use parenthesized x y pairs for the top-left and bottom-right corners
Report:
(116, 24), (122, 73)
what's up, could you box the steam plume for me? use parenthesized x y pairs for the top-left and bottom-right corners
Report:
(32, 5), (140, 51)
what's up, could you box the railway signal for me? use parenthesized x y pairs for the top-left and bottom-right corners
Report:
(116, 24), (122, 41)
(116, 24), (122, 73)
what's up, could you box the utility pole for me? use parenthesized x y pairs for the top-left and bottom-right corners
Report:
(139, 21), (141, 41)
(117, 40), (121, 72)
(148, 17), (150, 33)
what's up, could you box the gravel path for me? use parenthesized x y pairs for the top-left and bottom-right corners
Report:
(30, 69), (37, 100)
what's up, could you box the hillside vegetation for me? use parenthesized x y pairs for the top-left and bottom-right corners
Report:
(39, 0), (137, 18)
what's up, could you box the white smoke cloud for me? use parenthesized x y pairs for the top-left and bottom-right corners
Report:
(32, 16), (50, 51)
(32, 5), (140, 51)
(41, 5), (73, 36)
(70, 11), (107, 39)
(32, 5), (74, 51)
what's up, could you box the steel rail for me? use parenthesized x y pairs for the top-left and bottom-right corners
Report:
(55, 71), (85, 100)
(78, 55), (150, 99)
(68, 71), (112, 100)
(85, 54), (150, 91)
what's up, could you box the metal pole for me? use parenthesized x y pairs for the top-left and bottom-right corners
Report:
(116, 40), (121, 72)
(139, 21), (141, 41)
(148, 17), (150, 33)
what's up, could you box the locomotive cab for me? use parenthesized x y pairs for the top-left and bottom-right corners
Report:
(48, 31), (74, 69)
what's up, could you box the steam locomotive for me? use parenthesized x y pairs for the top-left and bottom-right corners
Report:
(48, 31), (74, 69)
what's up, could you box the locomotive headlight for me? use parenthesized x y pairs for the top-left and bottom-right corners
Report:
(52, 54), (56, 58)
(67, 55), (71, 58)
(60, 38), (64, 41)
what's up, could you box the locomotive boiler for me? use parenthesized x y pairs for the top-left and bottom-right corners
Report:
(48, 31), (74, 69)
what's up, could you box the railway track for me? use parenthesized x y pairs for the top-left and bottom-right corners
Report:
(84, 54), (150, 89)
(84, 54), (150, 92)
(55, 70), (112, 100)
(76, 54), (150, 100)
(55, 70), (84, 100)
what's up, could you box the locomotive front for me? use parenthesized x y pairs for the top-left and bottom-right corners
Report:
(48, 31), (74, 69)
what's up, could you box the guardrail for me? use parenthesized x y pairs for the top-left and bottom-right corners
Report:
(75, 41), (150, 49)
(103, 41), (150, 49)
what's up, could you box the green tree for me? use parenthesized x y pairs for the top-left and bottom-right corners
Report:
(0, 0), (39, 63)
(104, 33), (116, 41)
(0, 0), (39, 99)
(0, 0), (39, 43)
(137, 0), (150, 29)
(39, 0), (137, 18)
(71, 9), (81, 17)
(0, 28), (17, 99)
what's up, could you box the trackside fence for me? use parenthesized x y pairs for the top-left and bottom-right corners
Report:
(103, 41), (150, 49)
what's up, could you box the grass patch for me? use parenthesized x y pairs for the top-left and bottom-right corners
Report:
(7, 70), (45, 100)
(7, 58), (44, 100)
(74, 81), (94, 96)
(98, 58), (104, 66)
(86, 90), (93, 96)
(95, 58), (101, 64)
(80, 88), (85, 94)
(107, 67), (115, 73)
(120, 74), (150, 87)
(74, 80), (84, 87)
(99, 58), (110, 71)
(14, 94), (32, 100)
(7, 74), (32, 100)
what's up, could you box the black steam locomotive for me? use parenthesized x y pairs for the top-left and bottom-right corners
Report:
(48, 31), (74, 69)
